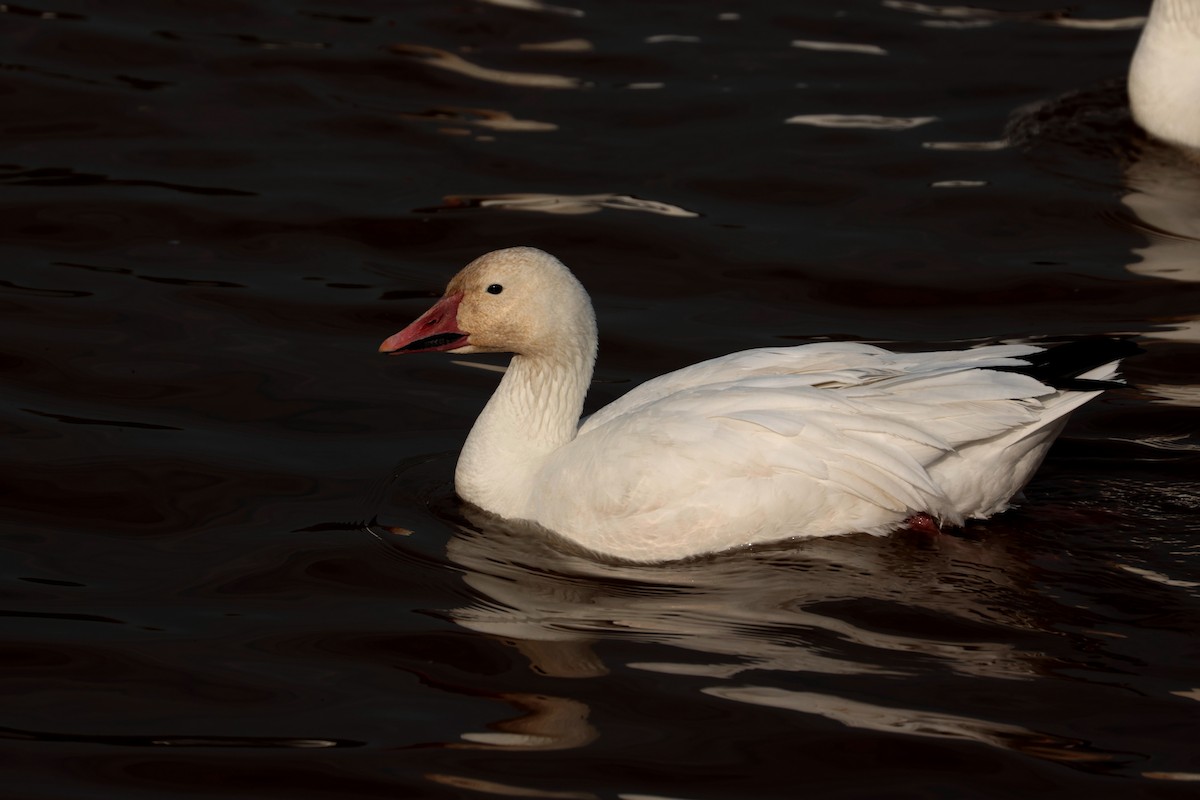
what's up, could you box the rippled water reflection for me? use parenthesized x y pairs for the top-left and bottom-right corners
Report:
(3, 0), (1200, 797)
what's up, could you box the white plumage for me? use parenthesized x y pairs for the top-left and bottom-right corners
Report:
(380, 247), (1130, 562)
(1129, 0), (1200, 154)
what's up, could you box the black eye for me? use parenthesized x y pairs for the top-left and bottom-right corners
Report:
(486, 284), (503, 295)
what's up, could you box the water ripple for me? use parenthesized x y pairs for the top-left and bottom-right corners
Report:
(786, 114), (937, 130)
(476, 0), (584, 18)
(390, 44), (583, 90)
(703, 686), (1130, 765)
(423, 193), (701, 217)
(0, 3), (84, 20)
(0, 725), (359, 749)
(0, 166), (255, 197)
(883, 0), (1146, 30)
(791, 39), (887, 56)
(398, 106), (558, 133)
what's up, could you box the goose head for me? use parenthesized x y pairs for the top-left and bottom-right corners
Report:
(379, 247), (598, 362)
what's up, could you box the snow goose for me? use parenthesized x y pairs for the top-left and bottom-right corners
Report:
(380, 247), (1135, 562)
(1129, 0), (1200, 155)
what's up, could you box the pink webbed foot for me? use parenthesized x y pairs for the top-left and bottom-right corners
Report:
(903, 512), (943, 540)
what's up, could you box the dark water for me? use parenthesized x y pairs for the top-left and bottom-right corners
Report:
(4, 0), (1200, 797)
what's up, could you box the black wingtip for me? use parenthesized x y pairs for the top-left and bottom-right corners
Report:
(996, 336), (1142, 390)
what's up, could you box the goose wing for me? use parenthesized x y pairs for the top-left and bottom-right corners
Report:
(548, 343), (1059, 544)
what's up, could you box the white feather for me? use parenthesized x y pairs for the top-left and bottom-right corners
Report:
(382, 249), (1129, 562)
(1129, 0), (1200, 153)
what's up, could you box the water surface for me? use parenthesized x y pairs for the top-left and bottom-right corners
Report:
(3, 0), (1200, 798)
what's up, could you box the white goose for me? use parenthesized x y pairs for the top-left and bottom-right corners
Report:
(380, 247), (1134, 562)
(1129, 0), (1200, 155)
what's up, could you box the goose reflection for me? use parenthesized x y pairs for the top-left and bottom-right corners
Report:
(424, 505), (1128, 771)
(1121, 143), (1200, 339)
(1115, 140), (1200, 410)
(444, 509), (1039, 682)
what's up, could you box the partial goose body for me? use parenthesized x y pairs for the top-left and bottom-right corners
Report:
(1129, 0), (1200, 155)
(380, 248), (1134, 562)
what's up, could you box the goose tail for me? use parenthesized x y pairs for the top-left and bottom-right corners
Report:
(999, 336), (1141, 392)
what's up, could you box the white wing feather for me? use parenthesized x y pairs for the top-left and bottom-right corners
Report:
(533, 342), (1089, 559)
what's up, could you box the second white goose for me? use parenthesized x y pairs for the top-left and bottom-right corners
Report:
(1129, 0), (1200, 154)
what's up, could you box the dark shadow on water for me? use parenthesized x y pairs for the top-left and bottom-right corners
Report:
(365, 450), (1200, 788)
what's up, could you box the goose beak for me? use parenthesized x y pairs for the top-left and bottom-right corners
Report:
(379, 292), (469, 354)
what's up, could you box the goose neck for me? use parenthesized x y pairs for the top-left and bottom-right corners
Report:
(454, 341), (596, 517)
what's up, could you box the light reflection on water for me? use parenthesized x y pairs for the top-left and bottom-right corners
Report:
(785, 114), (939, 130)
(363, 440), (1200, 784)
(390, 43), (586, 90)
(428, 193), (702, 216)
(444, 516), (1038, 682)
(367, 491), (1181, 789)
(5, 0), (1200, 797)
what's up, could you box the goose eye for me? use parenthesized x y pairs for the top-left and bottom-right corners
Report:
(486, 284), (504, 295)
